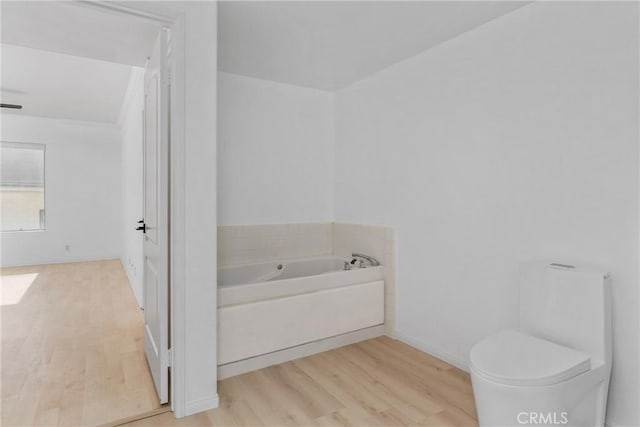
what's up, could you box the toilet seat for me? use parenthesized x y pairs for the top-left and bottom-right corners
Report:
(470, 330), (591, 386)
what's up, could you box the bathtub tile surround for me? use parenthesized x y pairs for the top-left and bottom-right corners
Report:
(218, 223), (332, 266)
(333, 223), (397, 337)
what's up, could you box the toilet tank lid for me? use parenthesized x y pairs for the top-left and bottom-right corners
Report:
(470, 330), (591, 386)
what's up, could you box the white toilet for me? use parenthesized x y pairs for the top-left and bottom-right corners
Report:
(470, 261), (612, 427)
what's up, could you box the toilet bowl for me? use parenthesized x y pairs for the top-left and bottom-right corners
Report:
(470, 261), (612, 427)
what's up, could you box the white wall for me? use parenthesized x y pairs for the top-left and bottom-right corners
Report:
(333, 3), (638, 426)
(119, 67), (145, 307)
(1, 114), (122, 267)
(217, 72), (333, 225)
(166, 1), (219, 416)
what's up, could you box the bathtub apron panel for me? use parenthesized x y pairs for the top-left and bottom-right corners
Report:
(218, 280), (384, 365)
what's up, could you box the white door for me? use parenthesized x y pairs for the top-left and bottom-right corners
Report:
(141, 29), (170, 404)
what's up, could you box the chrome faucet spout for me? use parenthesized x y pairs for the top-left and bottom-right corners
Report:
(351, 253), (380, 267)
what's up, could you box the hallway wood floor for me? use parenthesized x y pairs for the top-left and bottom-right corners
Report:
(125, 336), (479, 427)
(1, 260), (161, 426)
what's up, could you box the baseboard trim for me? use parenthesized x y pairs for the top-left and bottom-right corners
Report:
(119, 257), (143, 308)
(1, 256), (122, 268)
(218, 325), (385, 380)
(394, 331), (470, 372)
(100, 405), (171, 427)
(184, 394), (220, 417)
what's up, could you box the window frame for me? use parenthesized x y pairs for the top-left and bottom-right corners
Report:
(1, 140), (47, 233)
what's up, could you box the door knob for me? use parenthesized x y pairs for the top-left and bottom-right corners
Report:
(136, 220), (146, 234)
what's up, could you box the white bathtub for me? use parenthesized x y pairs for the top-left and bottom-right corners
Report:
(217, 255), (385, 369)
(218, 256), (354, 286)
(218, 255), (383, 306)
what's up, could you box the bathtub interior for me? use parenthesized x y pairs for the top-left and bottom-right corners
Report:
(218, 256), (372, 287)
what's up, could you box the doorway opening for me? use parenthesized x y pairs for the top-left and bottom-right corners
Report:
(1, 2), (179, 424)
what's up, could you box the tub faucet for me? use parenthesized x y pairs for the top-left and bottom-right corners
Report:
(352, 253), (380, 267)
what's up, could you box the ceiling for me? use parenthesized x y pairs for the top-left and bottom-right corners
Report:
(0, 1), (162, 123)
(1, 1), (161, 67)
(0, 1), (532, 122)
(219, 1), (530, 91)
(1, 44), (134, 123)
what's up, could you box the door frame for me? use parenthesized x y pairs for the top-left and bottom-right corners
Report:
(77, 1), (190, 417)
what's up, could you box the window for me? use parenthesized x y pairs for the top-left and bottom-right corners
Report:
(1, 142), (46, 232)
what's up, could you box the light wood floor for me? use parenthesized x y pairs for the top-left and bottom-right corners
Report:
(125, 336), (479, 427)
(1, 260), (162, 426)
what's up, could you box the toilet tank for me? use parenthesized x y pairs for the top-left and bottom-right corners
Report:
(519, 260), (612, 364)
